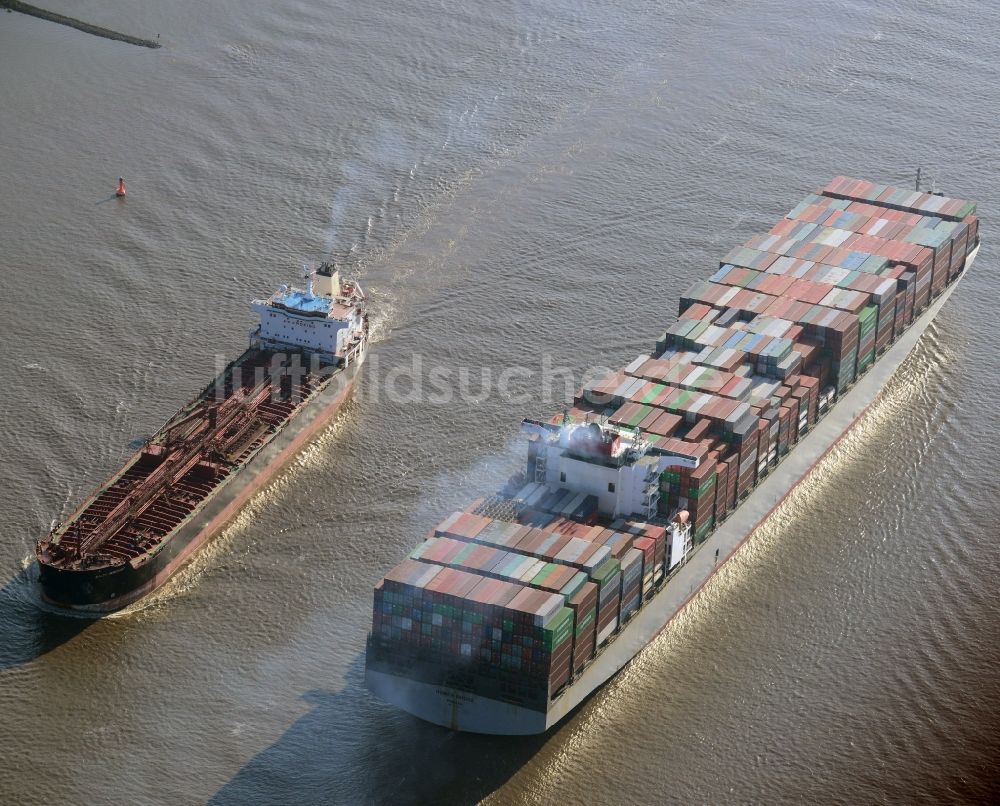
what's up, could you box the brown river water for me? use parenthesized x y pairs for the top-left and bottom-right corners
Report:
(1, 0), (998, 803)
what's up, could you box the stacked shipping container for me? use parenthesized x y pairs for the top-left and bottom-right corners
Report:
(368, 178), (978, 712)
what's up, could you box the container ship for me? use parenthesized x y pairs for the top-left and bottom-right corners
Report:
(36, 262), (369, 612)
(365, 176), (981, 735)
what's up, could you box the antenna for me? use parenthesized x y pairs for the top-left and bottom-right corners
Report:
(302, 263), (316, 297)
(928, 169), (943, 197)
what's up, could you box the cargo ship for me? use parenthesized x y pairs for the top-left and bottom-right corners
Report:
(365, 177), (981, 735)
(36, 262), (369, 612)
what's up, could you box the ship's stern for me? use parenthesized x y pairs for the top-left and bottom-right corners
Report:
(364, 663), (550, 735)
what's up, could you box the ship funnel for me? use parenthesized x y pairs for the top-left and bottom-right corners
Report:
(313, 260), (340, 298)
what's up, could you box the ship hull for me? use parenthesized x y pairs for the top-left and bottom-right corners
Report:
(365, 247), (977, 735)
(39, 349), (365, 613)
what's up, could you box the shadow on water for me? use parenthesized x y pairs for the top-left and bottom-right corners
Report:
(212, 656), (550, 806)
(0, 565), (89, 671)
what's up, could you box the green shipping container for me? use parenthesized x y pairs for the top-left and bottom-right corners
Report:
(543, 607), (574, 650)
(574, 609), (596, 635)
(591, 557), (621, 587)
(531, 563), (560, 587)
(694, 517), (714, 543)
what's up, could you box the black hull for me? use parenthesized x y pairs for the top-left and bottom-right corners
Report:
(39, 544), (175, 608)
(37, 350), (364, 613)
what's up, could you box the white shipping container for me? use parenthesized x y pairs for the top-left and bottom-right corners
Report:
(519, 559), (547, 583)
(787, 260), (811, 278)
(498, 522), (524, 546)
(579, 546), (611, 573)
(620, 547), (643, 573)
(506, 555), (537, 581)
(701, 325), (727, 345)
(597, 618), (618, 646)
(433, 511), (464, 536)
(770, 255), (796, 275)
(536, 594), (566, 626)
(686, 393), (713, 417)
(668, 524), (689, 570)
(622, 376), (645, 400)
(555, 537), (591, 564)
(611, 378), (634, 401)
(717, 286), (740, 306)
(776, 237), (800, 254)
(560, 492), (586, 517)
(624, 354), (650, 375)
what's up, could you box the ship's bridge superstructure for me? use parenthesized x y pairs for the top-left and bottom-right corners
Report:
(522, 419), (700, 521)
(251, 262), (366, 361)
(365, 176), (982, 735)
(36, 259), (373, 606)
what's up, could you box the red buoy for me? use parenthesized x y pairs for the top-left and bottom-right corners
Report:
(116, 177), (126, 197)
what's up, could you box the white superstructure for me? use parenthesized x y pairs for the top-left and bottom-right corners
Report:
(250, 262), (367, 360)
(521, 419), (700, 521)
(367, 245), (979, 736)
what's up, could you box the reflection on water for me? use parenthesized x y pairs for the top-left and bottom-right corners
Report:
(212, 659), (549, 806)
(0, 568), (88, 670)
(1, 0), (999, 803)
